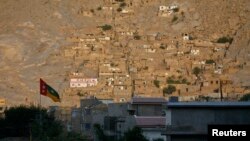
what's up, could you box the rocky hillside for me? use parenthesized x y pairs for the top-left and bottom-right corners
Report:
(0, 0), (249, 106)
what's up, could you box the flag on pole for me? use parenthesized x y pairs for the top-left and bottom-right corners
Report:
(40, 78), (61, 102)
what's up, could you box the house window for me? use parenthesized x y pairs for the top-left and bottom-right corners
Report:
(186, 88), (189, 92)
(211, 81), (213, 84)
(85, 123), (91, 130)
(216, 81), (219, 84)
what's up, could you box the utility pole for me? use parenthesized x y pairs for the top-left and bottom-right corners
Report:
(220, 80), (223, 101)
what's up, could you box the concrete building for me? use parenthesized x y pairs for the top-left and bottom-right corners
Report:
(165, 102), (250, 141)
(131, 97), (166, 116)
(135, 116), (166, 141)
(104, 103), (135, 140)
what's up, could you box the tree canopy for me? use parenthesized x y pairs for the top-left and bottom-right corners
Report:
(0, 105), (87, 141)
(123, 127), (149, 141)
(94, 124), (148, 141)
(192, 67), (201, 76)
(163, 85), (176, 95)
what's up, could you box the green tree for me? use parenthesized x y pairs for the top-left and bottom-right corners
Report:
(94, 124), (108, 141)
(154, 80), (160, 88)
(117, 7), (122, 12)
(192, 67), (201, 76)
(101, 24), (112, 31)
(134, 35), (141, 40)
(205, 59), (215, 64)
(0, 105), (82, 141)
(1, 105), (46, 138)
(123, 127), (148, 141)
(217, 36), (233, 44)
(172, 16), (178, 22)
(120, 2), (126, 7)
(173, 8), (179, 12)
(239, 93), (250, 101)
(97, 6), (102, 10)
(31, 114), (63, 140)
(163, 85), (176, 95)
(167, 77), (175, 84)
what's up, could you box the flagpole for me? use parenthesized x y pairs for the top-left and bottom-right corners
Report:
(39, 79), (41, 108)
(39, 91), (42, 107)
(39, 78), (42, 138)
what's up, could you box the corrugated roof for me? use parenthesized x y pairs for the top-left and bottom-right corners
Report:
(131, 97), (166, 104)
(135, 116), (166, 128)
(167, 102), (250, 108)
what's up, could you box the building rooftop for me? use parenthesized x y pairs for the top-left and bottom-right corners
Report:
(131, 97), (166, 105)
(167, 102), (250, 108)
(135, 116), (166, 128)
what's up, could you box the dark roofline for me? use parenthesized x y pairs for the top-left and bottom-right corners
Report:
(131, 97), (167, 105)
(132, 102), (166, 105)
(167, 102), (250, 108)
(136, 125), (166, 128)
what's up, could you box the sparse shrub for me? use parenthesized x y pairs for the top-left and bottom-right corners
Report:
(117, 7), (122, 12)
(97, 6), (102, 10)
(160, 44), (166, 49)
(166, 76), (188, 84)
(217, 36), (233, 44)
(134, 35), (141, 40)
(77, 92), (84, 97)
(101, 24), (112, 31)
(90, 9), (95, 13)
(172, 16), (178, 22)
(115, 0), (124, 2)
(181, 11), (184, 16)
(163, 85), (176, 95)
(120, 2), (126, 7)
(205, 59), (215, 64)
(192, 67), (201, 76)
(173, 7), (179, 12)
(182, 78), (187, 84)
(177, 70), (182, 73)
(154, 80), (160, 88)
(167, 77), (175, 84)
(110, 62), (117, 67)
